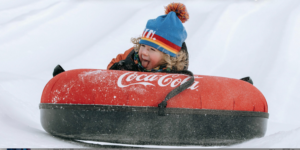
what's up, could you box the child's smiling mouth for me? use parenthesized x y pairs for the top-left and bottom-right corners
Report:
(141, 57), (150, 68)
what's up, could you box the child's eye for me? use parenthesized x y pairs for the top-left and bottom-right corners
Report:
(141, 44), (145, 47)
(151, 48), (155, 51)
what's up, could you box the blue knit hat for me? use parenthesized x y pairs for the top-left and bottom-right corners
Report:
(139, 3), (189, 57)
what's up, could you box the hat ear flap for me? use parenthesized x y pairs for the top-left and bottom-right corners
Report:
(181, 42), (189, 70)
(182, 42), (187, 52)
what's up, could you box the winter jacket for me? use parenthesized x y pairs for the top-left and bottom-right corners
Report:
(107, 47), (139, 71)
(107, 42), (189, 72)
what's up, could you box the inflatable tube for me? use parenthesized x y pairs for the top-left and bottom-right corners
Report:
(39, 69), (268, 146)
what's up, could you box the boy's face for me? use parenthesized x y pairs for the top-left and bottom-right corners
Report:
(139, 44), (164, 70)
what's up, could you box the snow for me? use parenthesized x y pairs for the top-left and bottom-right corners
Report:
(1, 0), (300, 148)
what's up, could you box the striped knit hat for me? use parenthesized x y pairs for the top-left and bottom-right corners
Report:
(139, 3), (189, 57)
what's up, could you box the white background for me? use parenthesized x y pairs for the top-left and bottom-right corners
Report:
(1, 0), (300, 148)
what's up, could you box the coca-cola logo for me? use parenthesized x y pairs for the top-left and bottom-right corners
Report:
(117, 72), (202, 90)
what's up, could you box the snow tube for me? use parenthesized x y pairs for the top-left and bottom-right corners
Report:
(39, 69), (268, 146)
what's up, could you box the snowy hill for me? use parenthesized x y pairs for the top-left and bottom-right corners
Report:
(1, 0), (300, 148)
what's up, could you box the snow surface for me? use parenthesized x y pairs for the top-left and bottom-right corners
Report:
(1, 0), (300, 148)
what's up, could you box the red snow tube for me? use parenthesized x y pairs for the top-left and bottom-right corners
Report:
(40, 69), (268, 146)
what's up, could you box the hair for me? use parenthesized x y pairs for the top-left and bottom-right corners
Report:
(131, 37), (188, 71)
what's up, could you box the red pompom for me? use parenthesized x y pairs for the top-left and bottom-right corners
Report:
(165, 3), (189, 23)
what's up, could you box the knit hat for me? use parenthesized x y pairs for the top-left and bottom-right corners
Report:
(139, 3), (189, 57)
